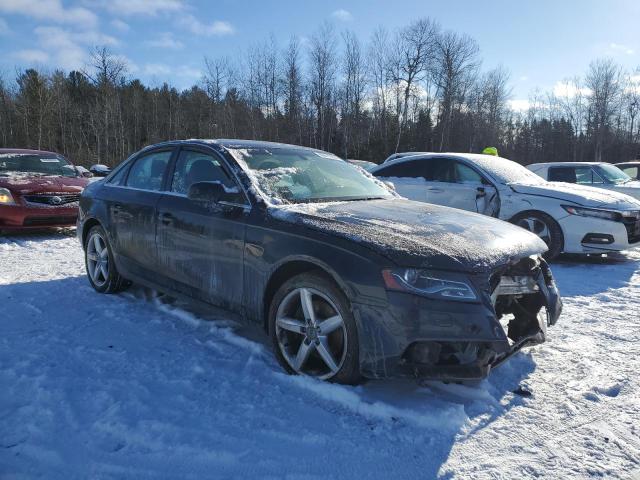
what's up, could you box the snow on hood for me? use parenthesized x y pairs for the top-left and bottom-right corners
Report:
(269, 198), (547, 272)
(0, 174), (87, 194)
(510, 182), (640, 210)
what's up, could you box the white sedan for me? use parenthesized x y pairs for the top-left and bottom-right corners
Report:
(527, 162), (640, 201)
(371, 153), (640, 259)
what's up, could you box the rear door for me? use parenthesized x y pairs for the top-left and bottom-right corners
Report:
(155, 146), (248, 312)
(109, 148), (173, 275)
(372, 160), (430, 201)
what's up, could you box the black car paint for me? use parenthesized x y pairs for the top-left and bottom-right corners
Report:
(78, 139), (562, 380)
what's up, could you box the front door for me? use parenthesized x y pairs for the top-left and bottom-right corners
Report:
(423, 158), (498, 216)
(156, 147), (248, 312)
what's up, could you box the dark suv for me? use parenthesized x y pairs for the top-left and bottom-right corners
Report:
(78, 139), (562, 384)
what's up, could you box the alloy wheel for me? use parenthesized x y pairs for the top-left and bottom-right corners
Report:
(517, 216), (551, 245)
(275, 287), (347, 380)
(86, 232), (109, 287)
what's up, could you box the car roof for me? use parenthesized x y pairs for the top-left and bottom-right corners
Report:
(0, 148), (61, 156)
(615, 161), (640, 166)
(145, 138), (329, 153)
(374, 152), (506, 169)
(527, 161), (607, 167)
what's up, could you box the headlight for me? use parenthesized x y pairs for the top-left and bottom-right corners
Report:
(382, 268), (477, 301)
(0, 187), (16, 205)
(562, 205), (621, 221)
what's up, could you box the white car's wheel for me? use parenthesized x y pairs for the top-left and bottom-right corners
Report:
(511, 211), (564, 260)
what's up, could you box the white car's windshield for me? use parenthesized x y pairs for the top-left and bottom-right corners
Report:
(473, 156), (546, 185)
(230, 147), (392, 204)
(595, 164), (632, 184)
(0, 153), (77, 178)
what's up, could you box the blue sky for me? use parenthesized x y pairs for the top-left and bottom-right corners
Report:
(1, 0), (639, 106)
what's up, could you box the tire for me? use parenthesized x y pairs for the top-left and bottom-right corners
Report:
(510, 211), (564, 261)
(84, 225), (130, 293)
(268, 271), (361, 385)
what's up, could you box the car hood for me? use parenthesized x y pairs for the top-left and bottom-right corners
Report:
(269, 198), (547, 273)
(0, 174), (88, 194)
(510, 181), (640, 209)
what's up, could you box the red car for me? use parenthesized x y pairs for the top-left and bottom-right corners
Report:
(0, 148), (90, 232)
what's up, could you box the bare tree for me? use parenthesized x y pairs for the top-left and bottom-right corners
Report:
(388, 18), (439, 152)
(585, 58), (622, 161)
(340, 30), (367, 158)
(433, 31), (479, 150)
(281, 36), (304, 143)
(309, 22), (338, 150)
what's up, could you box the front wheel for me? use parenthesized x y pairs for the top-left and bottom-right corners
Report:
(511, 211), (564, 260)
(268, 272), (361, 384)
(84, 225), (130, 293)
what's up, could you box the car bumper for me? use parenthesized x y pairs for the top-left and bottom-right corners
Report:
(0, 203), (79, 231)
(558, 214), (640, 253)
(353, 261), (562, 381)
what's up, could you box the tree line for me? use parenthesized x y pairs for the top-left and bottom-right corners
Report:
(0, 18), (639, 168)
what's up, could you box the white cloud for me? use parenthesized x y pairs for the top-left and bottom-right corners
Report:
(518, 75), (529, 82)
(111, 19), (130, 32)
(96, 0), (183, 16)
(0, 17), (10, 34)
(553, 81), (591, 98)
(0, 0), (97, 27)
(146, 32), (183, 49)
(508, 99), (531, 112)
(176, 65), (201, 79)
(609, 42), (635, 55)
(331, 9), (352, 21)
(143, 63), (171, 76)
(178, 14), (234, 36)
(33, 26), (119, 71)
(14, 49), (49, 63)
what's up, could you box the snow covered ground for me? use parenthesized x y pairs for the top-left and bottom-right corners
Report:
(1, 231), (639, 479)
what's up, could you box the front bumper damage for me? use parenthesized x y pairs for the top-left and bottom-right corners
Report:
(355, 257), (562, 381)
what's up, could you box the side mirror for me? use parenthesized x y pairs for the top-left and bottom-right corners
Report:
(82, 171), (94, 178)
(187, 181), (226, 204)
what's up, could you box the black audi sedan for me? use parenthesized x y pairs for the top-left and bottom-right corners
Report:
(78, 139), (562, 384)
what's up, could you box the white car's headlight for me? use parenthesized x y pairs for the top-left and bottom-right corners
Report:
(382, 268), (478, 301)
(562, 205), (622, 221)
(0, 188), (16, 205)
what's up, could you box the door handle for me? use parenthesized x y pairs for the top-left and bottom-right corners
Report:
(427, 188), (444, 193)
(158, 212), (174, 226)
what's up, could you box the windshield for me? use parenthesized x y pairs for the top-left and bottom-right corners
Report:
(0, 153), (77, 177)
(229, 147), (392, 204)
(472, 155), (546, 185)
(595, 164), (631, 184)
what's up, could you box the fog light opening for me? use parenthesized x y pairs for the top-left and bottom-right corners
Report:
(581, 233), (614, 245)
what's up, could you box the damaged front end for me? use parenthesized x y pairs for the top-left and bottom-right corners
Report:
(357, 256), (562, 381)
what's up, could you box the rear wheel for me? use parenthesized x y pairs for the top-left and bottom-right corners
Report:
(268, 272), (361, 384)
(85, 225), (130, 293)
(511, 211), (563, 260)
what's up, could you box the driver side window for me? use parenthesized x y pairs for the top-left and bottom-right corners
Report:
(453, 161), (484, 185)
(171, 149), (245, 204)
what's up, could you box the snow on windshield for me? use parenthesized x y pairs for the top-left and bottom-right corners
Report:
(0, 153), (77, 178)
(228, 147), (394, 206)
(470, 155), (546, 185)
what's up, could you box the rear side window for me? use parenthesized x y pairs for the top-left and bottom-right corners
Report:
(375, 160), (429, 179)
(107, 164), (128, 185)
(126, 150), (172, 190)
(171, 149), (245, 203)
